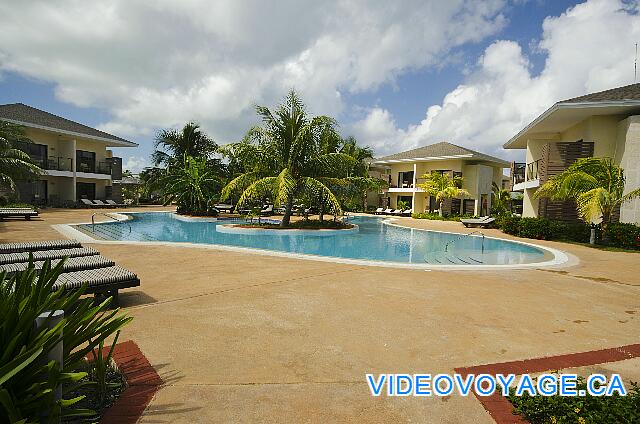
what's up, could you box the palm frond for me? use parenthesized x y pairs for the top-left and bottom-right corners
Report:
(300, 177), (342, 215)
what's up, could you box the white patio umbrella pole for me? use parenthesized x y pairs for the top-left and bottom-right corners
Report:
(35, 309), (64, 423)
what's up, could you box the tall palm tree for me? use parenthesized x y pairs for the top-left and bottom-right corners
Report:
(152, 122), (218, 167)
(159, 155), (221, 214)
(0, 122), (42, 193)
(534, 157), (640, 238)
(417, 171), (469, 216)
(221, 90), (355, 227)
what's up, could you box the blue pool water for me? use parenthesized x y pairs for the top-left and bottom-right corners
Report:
(76, 213), (551, 266)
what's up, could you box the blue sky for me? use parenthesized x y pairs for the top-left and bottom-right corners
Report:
(1, 0), (636, 171)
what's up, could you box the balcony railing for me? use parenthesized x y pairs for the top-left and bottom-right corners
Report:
(46, 156), (73, 172)
(526, 159), (541, 181)
(76, 161), (112, 175)
(511, 162), (526, 185)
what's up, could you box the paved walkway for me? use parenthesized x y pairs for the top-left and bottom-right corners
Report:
(2, 208), (639, 423)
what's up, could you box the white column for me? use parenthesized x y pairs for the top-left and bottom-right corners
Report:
(411, 163), (417, 209)
(71, 139), (77, 201)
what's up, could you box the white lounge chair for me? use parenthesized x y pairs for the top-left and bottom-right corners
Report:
(106, 199), (125, 207)
(461, 216), (496, 228)
(402, 209), (412, 216)
(374, 207), (384, 215)
(260, 204), (274, 216)
(383, 208), (394, 214)
(92, 199), (112, 208)
(0, 208), (38, 220)
(392, 209), (403, 215)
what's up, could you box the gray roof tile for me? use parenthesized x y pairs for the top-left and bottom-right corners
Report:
(561, 83), (640, 103)
(373, 141), (509, 165)
(0, 103), (136, 146)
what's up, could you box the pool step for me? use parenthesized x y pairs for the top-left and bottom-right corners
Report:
(424, 253), (484, 265)
(79, 224), (157, 242)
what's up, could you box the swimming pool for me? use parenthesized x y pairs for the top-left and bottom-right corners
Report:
(67, 212), (566, 268)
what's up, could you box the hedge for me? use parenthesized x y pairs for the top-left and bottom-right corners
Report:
(496, 216), (640, 250)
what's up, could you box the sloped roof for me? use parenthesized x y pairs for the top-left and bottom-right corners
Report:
(0, 103), (137, 147)
(561, 83), (640, 103)
(372, 141), (509, 166)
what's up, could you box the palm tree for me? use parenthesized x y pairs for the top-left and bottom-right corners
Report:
(491, 182), (512, 216)
(0, 122), (42, 194)
(221, 90), (355, 227)
(534, 157), (640, 239)
(417, 171), (469, 216)
(159, 155), (221, 214)
(152, 122), (218, 167)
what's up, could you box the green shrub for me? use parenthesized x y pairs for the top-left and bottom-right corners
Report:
(412, 212), (473, 222)
(562, 222), (593, 243)
(0, 260), (132, 423)
(509, 376), (640, 424)
(607, 222), (640, 250)
(496, 216), (521, 235)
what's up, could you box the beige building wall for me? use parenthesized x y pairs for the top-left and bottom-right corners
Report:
(617, 116), (640, 223)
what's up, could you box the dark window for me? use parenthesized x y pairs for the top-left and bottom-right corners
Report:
(76, 182), (96, 201)
(463, 199), (475, 215)
(397, 171), (414, 188)
(76, 150), (96, 173)
(15, 142), (47, 168)
(397, 195), (413, 208)
(16, 180), (47, 205)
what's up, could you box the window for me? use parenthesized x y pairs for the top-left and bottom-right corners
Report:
(15, 142), (47, 168)
(397, 171), (414, 188)
(76, 182), (96, 201)
(76, 150), (96, 173)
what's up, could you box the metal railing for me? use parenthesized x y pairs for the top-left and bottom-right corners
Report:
(46, 156), (73, 172)
(444, 230), (485, 253)
(77, 161), (112, 175)
(526, 159), (541, 181)
(91, 212), (131, 233)
(512, 162), (526, 185)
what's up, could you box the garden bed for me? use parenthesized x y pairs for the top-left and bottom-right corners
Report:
(237, 220), (354, 230)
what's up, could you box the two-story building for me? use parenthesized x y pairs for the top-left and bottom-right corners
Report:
(370, 142), (509, 215)
(0, 103), (137, 206)
(504, 83), (640, 224)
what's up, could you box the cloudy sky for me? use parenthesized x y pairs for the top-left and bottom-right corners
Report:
(1, 0), (639, 172)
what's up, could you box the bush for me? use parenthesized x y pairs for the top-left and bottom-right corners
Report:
(509, 376), (640, 424)
(412, 212), (473, 222)
(0, 260), (132, 422)
(607, 222), (640, 250)
(496, 216), (521, 235)
(563, 222), (593, 244)
(517, 217), (563, 240)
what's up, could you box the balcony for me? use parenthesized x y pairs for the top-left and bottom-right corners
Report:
(512, 159), (541, 191)
(511, 162), (526, 186)
(76, 161), (112, 175)
(45, 156), (73, 172)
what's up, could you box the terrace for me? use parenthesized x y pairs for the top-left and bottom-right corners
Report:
(2, 206), (639, 422)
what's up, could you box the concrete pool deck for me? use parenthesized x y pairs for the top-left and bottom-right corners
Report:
(2, 207), (639, 423)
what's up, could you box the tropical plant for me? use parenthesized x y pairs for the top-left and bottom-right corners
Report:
(220, 90), (356, 227)
(491, 181), (512, 217)
(397, 200), (410, 210)
(89, 330), (121, 405)
(534, 157), (640, 239)
(158, 155), (222, 215)
(151, 122), (219, 167)
(0, 121), (42, 194)
(417, 171), (469, 217)
(0, 259), (131, 422)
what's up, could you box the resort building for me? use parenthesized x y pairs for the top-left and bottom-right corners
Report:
(0, 103), (137, 206)
(370, 142), (509, 215)
(504, 83), (640, 224)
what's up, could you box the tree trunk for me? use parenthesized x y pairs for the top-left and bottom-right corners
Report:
(281, 195), (294, 227)
(319, 194), (325, 222)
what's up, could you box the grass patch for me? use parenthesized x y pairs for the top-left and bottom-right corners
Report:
(508, 376), (640, 424)
(411, 212), (473, 222)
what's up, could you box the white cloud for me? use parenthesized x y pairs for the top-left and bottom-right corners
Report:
(123, 156), (148, 174)
(0, 0), (507, 143)
(351, 0), (640, 160)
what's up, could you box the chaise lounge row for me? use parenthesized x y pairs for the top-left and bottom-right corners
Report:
(374, 208), (412, 217)
(0, 239), (140, 304)
(80, 199), (125, 208)
(0, 207), (38, 220)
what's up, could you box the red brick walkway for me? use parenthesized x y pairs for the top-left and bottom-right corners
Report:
(454, 343), (640, 424)
(100, 340), (163, 424)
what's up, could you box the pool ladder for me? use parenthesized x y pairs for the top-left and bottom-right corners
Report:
(444, 230), (485, 254)
(91, 212), (131, 234)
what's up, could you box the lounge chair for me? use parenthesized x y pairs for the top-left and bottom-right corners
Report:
(92, 199), (113, 208)
(402, 209), (413, 216)
(80, 199), (99, 208)
(383, 208), (394, 214)
(214, 204), (234, 213)
(461, 216), (496, 228)
(392, 209), (403, 215)
(0, 254), (115, 275)
(105, 199), (125, 207)
(260, 204), (274, 216)
(53, 265), (140, 303)
(0, 247), (100, 265)
(0, 208), (38, 220)
(0, 239), (82, 254)
(374, 207), (384, 215)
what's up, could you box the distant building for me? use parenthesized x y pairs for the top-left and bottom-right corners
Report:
(370, 142), (509, 215)
(0, 103), (137, 206)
